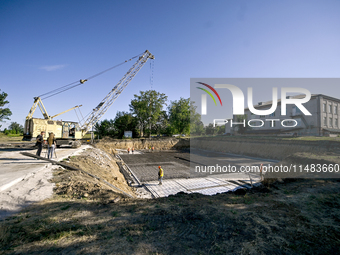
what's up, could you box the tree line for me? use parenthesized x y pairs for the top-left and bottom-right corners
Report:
(0, 88), (226, 138)
(95, 89), (225, 138)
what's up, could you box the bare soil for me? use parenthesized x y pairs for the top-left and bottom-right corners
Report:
(1, 180), (340, 253)
(52, 147), (135, 202)
(1, 145), (340, 254)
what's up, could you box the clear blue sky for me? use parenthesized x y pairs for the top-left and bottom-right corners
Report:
(1, 0), (340, 129)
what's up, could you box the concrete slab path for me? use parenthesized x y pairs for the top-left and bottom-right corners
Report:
(144, 174), (260, 198)
(0, 145), (91, 220)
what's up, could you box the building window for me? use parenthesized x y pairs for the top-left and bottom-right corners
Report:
(323, 103), (326, 112)
(329, 117), (333, 127)
(259, 115), (265, 118)
(335, 119), (338, 128)
(329, 105), (332, 114)
(335, 105), (338, 115)
(324, 117), (327, 126)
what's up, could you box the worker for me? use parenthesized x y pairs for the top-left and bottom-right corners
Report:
(35, 131), (45, 157)
(132, 147), (134, 153)
(127, 147), (130, 154)
(158, 166), (164, 185)
(47, 132), (56, 159)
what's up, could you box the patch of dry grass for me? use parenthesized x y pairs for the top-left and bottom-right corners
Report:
(0, 133), (25, 142)
(1, 179), (340, 254)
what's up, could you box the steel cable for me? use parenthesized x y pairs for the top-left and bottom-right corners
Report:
(38, 52), (144, 99)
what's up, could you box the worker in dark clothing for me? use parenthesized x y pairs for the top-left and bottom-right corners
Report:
(36, 131), (45, 157)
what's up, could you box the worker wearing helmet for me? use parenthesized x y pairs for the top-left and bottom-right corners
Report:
(158, 166), (164, 185)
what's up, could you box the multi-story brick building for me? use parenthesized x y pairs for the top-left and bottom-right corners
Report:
(226, 94), (340, 136)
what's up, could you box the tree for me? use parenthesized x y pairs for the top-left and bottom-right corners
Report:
(0, 90), (12, 128)
(216, 124), (225, 135)
(234, 115), (250, 134)
(190, 120), (204, 135)
(205, 123), (216, 135)
(113, 111), (138, 138)
(8, 122), (24, 134)
(129, 90), (167, 137)
(94, 119), (115, 138)
(189, 100), (204, 136)
(168, 98), (191, 135)
(155, 110), (169, 135)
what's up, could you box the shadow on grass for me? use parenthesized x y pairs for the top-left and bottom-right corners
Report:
(0, 179), (340, 254)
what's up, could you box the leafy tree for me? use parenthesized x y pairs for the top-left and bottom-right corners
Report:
(234, 115), (250, 134)
(189, 100), (204, 136)
(205, 123), (216, 135)
(168, 98), (191, 135)
(156, 111), (169, 135)
(129, 90), (167, 137)
(8, 122), (24, 134)
(94, 119), (115, 138)
(204, 123), (225, 136)
(216, 124), (225, 135)
(190, 120), (204, 135)
(0, 90), (12, 128)
(113, 111), (138, 138)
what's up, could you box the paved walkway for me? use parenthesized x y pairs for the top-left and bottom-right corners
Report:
(0, 145), (91, 192)
(0, 145), (91, 220)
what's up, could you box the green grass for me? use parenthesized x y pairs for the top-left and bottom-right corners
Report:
(191, 134), (340, 142)
(82, 133), (93, 139)
(111, 211), (121, 217)
(0, 133), (25, 142)
(283, 136), (340, 141)
(6, 133), (22, 137)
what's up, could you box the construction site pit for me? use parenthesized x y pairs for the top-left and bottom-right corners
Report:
(113, 147), (269, 199)
(43, 140), (273, 202)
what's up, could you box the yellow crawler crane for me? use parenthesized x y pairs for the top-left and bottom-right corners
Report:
(24, 50), (154, 147)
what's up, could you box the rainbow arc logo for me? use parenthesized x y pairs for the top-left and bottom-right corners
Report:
(196, 82), (222, 106)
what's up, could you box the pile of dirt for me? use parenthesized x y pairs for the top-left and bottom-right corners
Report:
(94, 141), (117, 155)
(52, 147), (135, 202)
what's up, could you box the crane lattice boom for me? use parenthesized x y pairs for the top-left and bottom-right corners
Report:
(81, 50), (154, 134)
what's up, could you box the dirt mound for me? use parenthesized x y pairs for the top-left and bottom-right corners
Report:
(95, 137), (190, 151)
(52, 147), (135, 202)
(94, 141), (117, 155)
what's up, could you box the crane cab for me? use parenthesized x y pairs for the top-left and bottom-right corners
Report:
(23, 118), (82, 147)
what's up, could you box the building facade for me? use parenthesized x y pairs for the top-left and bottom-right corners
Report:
(226, 94), (340, 136)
